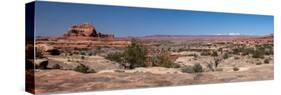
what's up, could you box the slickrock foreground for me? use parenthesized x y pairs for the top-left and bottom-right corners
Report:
(34, 64), (273, 94)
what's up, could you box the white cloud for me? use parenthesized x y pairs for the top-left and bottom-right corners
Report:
(228, 32), (241, 35)
(215, 33), (224, 35)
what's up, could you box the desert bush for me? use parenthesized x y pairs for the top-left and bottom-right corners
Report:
(157, 54), (180, 68)
(232, 48), (242, 55)
(242, 48), (254, 56)
(74, 64), (88, 73)
(105, 39), (148, 69)
(233, 67), (239, 71)
(200, 51), (212, 56)
(265, 49), (273, 55)
(36, 60), (48, 69)
(87, 69), (97, 73)
(81, 56), (85, 60)
(123, 39), (147, 69)
(223, 53), (230, 59)
(214, 58), (221, 68)
(193, 63), (203, 73)
(74, 64), (96, 73)
(69, 52), (73, 56)
(178, 48), (186, 52)
(106, 52), (124, 63)
(87, 52), (93, 56)
(207, 63), (215, 72)
(252, 50), (265, 59)
(181, 66), (195, 73)
(211, 51), (218, 57)
(73, 51), (79, 55)
(256, 62), (263, 65)
(95, 46), (102, 54)
(52, 64), (61, 69)
(232, 46), (245, 54)
(232, 46), (254, 55)
(187, 53), (198, 58)
(150, 56), (160, 66)
(80, 51), (86, 55)
(48, 49), (61, 56)
(263, 44), (273, 55)
(218, 48), (223, 52)
(264, 59), (270, 64)
(181, 64), (203, 73)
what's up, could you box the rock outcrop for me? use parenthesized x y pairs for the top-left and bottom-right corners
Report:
(64, 23), (97, 37)
(63, 23), (114, 38)
(34, 64), (273, 94)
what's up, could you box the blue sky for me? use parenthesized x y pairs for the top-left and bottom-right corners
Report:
(35, 1), (273, 37)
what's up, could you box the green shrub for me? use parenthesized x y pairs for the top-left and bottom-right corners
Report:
(182, 64), (203, 73)
(36, 60), (48, 69)
(241, 48), (254, 56)
(123, 39), (147, 69)
(74, 64), (96, 73)
(52, 64), (62, 69)
(187, 53), (198, 58)
(181, 66), (195, 73)
(207, 63), (215, 72)
(233, 67), (239, 71)
(263, 44), (273, 55)
(223, 53), (230, 59)
(256, 62), (262, 65)
(265, 49), (273, 55)
(87, 69), (97, 73)
(106, 52), (124, 63)
(95, 46), (102, 54)
(211, 51), (218, 57)
(48, 49), (61, 56)
(80, 51), (86, 55)
(252, 50), (265, 59)
(193, 64), (203, 73)
(201, 51), (211, 56)
(232, 48), (242, 55)
(105, 39), (148, 69)
(81, 56), (85, 60)
(264, 59), (270, 64)
(157, 54), (180, 68)
(214, 58), (221, 68)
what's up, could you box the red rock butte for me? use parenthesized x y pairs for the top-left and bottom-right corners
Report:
(36, 23), (131, 49)
(63, 23), (114, 40)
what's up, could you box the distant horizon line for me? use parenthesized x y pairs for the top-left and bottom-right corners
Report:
(36, 33), (273, 38)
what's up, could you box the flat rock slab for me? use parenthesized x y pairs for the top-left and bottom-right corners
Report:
(34, 64), (273, 94)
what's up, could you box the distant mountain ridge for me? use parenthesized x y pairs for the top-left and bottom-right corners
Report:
(138, 34), (260, 41)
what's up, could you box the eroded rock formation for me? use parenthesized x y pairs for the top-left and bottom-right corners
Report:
(63, 23), (114, 38)
(64, 23), (97, 37)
